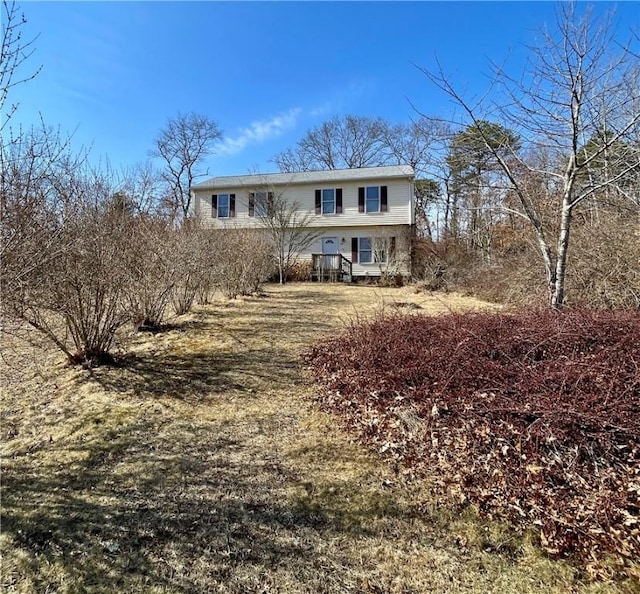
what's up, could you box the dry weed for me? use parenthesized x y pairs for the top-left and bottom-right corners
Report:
(1, 284), (628, 593)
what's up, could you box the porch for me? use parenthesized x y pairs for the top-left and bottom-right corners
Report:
(310, 253), (353, 282)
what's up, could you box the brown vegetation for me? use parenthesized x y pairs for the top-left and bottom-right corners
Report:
(413, 205), (640, 309)
(305, 307), (640, 579)
(3, 284), (627, 593)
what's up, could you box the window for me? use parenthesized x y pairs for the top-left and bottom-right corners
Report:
(366, 186), (380, 213)
(217, 193), (230, 218)
(352, 236), (395, 264)
(315, 188), (342, 214)
(212, 193), (235, 218)
(359, 237), (373, 264)
(358, 185), (388, 213)
(255, 191), (268, 216)
(249, 191), (272, 217)
(322, 189), (335, 214)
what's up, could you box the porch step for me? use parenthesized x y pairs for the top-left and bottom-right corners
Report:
(311, 253), (353, 283)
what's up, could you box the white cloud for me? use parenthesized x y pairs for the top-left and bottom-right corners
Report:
(309, 79), (375, 119)
(309, 102), (333, 117)
(216, 108), (302, 156)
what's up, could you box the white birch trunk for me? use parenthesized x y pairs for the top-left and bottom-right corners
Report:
(551, 200), (573, 308)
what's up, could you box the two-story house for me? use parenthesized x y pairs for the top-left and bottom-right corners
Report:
(190, 165), (415, 280)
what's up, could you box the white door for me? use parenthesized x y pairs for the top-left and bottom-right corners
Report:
(322, 237), (338, 254)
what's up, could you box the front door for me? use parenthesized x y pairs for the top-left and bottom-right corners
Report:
(321, 237), (339, 276)
(322, 237), (338, 254)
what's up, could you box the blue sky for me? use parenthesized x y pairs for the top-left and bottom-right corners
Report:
(7, 1), (639, 177)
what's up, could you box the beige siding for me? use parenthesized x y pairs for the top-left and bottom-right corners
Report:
(191, 171), (414, 277)
(193, 176), (413, 230)
(302, 225), (413, 277)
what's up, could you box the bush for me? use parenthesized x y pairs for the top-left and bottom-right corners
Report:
(286, 260), (313, 282)
(378, 271), (405, 287)
(305, 308), (640, 578)
(423, 210), (640, 309)
(1, 162), (133, 366)
(212, 229), (274, 299)
(124, 217), (177, 330)
(411, 238), (477, 292)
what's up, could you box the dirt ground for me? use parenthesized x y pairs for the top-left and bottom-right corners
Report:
(1, 284), (629, 593)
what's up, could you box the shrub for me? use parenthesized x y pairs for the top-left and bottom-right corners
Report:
(286, 260), (313, 282)
(124, 217), (177, 330)
(378, 271), (405, 287)
(423, 210), (640, 310)
(412, 237), (477, 292)
(212, 229), (274, 299)
(1, 163), (133, 366)
(304, 308), (640, 577)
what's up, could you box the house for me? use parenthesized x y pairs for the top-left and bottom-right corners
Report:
(190, 165), (415, 280)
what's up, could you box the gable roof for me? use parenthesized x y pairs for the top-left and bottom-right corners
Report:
(192, 165), (414, 190)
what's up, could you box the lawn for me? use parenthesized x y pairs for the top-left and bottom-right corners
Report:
(0, 284), (629, 593)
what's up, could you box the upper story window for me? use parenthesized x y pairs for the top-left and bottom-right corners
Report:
(315, 188), (343, 215)
(358, 185), (388, 213)
(249, 191), (273, 217)
(212, 193), (235, 218)
(322, 189), (335, 214)
(218, 194), (230, 218)
(366, 186), (379, 212)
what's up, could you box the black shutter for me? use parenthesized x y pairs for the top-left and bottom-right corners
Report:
(358, 187), (365, 213)
(336, 188), (343, 214)
(315, 189), (321, 214)
(230, 194), (236, 217)
(212, 194), (218, 218)
(381, 185), (388, 212)
(268, 192), (274, 214)
(390, 236), (396, 262)
(351, 237), (359, 263)
(248, 193), (255, 217)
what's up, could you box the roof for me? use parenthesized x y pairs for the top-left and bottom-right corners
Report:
(192, 165), (414, 190)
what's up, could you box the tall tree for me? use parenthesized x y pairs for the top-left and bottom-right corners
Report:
(381, 116), (444, 175)
(273, 115), (391, 172)
(151, 112), (222, 220)
(446, 121), (520, 252)
(421, 3), (640, 308)
(414, 178), (441, 238)
(1, 0), (41, 135)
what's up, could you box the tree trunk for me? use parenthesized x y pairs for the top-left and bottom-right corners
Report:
(279, 246), (286, 284)
(551, 202), (573, 309)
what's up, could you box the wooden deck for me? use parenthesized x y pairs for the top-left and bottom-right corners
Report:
(311, 253), (353, 282)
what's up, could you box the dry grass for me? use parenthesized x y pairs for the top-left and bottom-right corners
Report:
(1, 283), (633, 593)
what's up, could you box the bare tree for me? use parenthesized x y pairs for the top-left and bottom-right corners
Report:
(273, 115), (391, 172)
(151, 112), (222, 220)
(253, 184), (322, 284)
(1, 0), (41, 135)
(420, 4), (640, 308)
(274, 114), (446, 239)
(2, 153), (133, 365)
(118, 161), (167, 216)
(381, 116), (442, 175)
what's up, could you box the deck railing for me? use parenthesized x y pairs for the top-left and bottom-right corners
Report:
(311, 253), (352, 282)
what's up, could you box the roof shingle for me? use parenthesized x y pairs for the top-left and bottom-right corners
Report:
(192, 165), (414, 190)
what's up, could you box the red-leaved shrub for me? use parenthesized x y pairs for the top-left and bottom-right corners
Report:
(304, 309), (639, 578)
